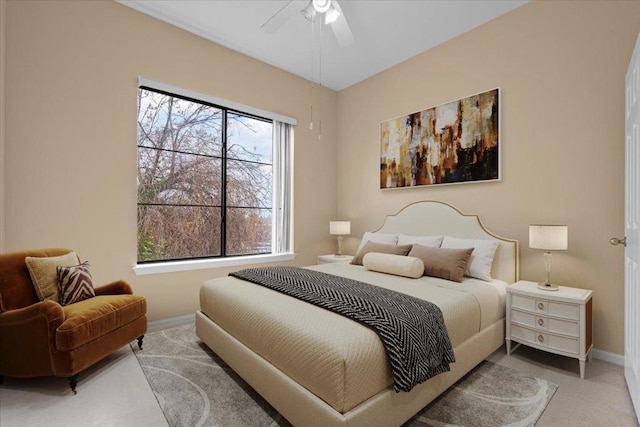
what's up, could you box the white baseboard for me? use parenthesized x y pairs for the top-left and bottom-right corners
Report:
(147, 313), (195, 333)
(592, 348), (624, 366)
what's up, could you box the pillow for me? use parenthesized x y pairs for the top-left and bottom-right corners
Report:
(350, 241), (412, 266)
(25, 251), (79, 302)
(441, 237), (499, 282)
(397, 234), (443, 247)
(356, 232), (399, 253)
(363, 253), (424, 279)
(408, 244), (473, 283)
(57, 261), (95, 306)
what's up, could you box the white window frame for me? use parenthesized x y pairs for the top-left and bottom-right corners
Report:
(133, 77), (296, 275)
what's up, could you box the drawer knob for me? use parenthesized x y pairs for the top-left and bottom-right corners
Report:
(537, 302), (545, 310)
(538, 318), (544, 326)
(537, 334), (544, 342)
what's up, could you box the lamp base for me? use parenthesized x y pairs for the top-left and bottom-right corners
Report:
(537, 282), (559, 291)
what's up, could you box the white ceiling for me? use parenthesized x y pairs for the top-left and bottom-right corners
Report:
(117, 0), (529, 91)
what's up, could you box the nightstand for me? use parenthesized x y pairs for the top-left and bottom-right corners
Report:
(506, 280), (593, 379)
(317, 254), (354, 264)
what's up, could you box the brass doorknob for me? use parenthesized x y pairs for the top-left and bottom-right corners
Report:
(610, 237), (627, 247)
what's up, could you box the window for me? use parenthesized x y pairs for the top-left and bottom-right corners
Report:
(136, 80), (293, 266)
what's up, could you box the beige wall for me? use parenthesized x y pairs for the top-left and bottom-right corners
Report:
(1, 0), (6, 252)
(1, 1), (338, 321)
(336, 1), (640, 355)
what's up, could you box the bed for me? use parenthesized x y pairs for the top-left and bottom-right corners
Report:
(196, 200), (519, 426)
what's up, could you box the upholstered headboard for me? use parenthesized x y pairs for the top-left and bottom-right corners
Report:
(372, 201), (519, 283)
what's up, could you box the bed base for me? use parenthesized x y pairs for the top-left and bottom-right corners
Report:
(196, 310), (505, 427)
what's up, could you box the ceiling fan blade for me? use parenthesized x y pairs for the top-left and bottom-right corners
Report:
(261, 0), (300, 33)
(329, 1), (354, 47)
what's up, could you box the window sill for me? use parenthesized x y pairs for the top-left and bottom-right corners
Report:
(132, 253), (296, 276)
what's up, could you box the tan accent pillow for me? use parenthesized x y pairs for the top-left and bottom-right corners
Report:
(408, 244), (473, 283)
(350, 242), (412, 266)
(25, 251), (79, 302)
(363, 253), (424, 278)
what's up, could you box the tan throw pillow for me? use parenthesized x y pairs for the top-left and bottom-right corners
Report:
(350, 242), (412, 266)
(408, 244), (474, 283)
(57, 261), (95, 306)
(25, 251), (79, 302)
(363, 252), (424, 278)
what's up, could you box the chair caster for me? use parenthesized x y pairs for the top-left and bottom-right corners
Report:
(68, 375), (78, 395)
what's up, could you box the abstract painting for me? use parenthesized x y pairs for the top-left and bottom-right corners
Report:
(380, 88), (499, 189)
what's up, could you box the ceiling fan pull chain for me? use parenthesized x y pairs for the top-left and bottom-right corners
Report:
(318, 20), (323, 140)
(309, 18), (315, 131)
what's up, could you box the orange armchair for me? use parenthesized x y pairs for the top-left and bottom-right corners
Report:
(0, 248), (147, 393)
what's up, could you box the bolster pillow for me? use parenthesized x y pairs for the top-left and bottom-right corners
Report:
(362, 252), (424, 279)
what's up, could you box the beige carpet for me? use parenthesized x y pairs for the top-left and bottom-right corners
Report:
(487, 345), (639, 426)
(134, 323), (557, 426)
(1, 323), (636, 427)
(413, 361), (556, 426)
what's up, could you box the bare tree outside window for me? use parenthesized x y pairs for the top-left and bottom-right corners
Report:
(137, 88), (273, 262)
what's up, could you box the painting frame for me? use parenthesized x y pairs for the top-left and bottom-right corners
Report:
(380, 88), (500, 190)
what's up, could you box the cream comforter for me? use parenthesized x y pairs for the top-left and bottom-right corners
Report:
(199, 263), (506, 414)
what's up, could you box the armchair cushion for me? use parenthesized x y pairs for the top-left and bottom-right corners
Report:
(57, 294), (146, 351)
(57, 261), (95, 306)
(25, 251), (79, 302)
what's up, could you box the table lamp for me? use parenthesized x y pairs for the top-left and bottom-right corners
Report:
(529, 224), (568, 291)
(330, 221), (351, 256)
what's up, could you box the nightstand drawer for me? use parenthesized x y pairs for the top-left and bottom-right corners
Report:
(510, 324), (538, 345)
(544, 301), (579, 320)
(511, 294), (579, 320)
(546, 333), (579, 354)
(511, 309), (579, 336)
(511, 294), (536, 312)
(511, 324), (579, 354)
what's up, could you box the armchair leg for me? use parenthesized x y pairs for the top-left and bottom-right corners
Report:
(68, 375), (78, 395)
(137, 335), (144, 350)
(0, 375), (4, 385)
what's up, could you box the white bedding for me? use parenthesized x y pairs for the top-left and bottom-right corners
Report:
(199, 262), (506, 413)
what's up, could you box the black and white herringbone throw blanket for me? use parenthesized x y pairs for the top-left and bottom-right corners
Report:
(229, 266), (455, 392)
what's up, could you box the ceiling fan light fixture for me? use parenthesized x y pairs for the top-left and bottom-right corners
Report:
(301, 2), (317, 22)
(324, 5), (340, 24)
(312, 0), (331, 14)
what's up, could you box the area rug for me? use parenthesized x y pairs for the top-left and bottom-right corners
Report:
(132, 323), (557, 427)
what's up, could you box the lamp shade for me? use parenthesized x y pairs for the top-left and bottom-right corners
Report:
(330, 221), (351, 236)
(529, 225), (568, 250)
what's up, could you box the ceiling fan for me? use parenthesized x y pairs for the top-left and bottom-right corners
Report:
(261, 0), (355, 48)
